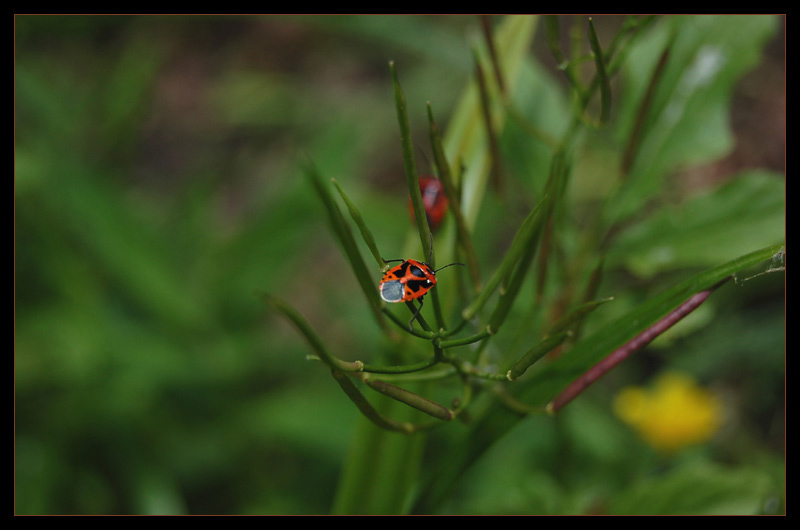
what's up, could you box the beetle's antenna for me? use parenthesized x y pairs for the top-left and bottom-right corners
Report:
(433, 262), (465, 274)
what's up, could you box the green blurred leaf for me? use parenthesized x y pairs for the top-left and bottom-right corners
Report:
(613, 15), (778, 221)
(297, 15), (473, 71)
(444, 15), (539, 228)
(521, 244), (783, 406)
(607, 170), (785, 277)
(500, 58), (570, 195)
(609, 462), (775, 515)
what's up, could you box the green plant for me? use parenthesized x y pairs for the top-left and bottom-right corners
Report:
(15, 14), (783, 515)
(266, 15), (784, 514)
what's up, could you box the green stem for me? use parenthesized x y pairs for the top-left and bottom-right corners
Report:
(545, 15), (586, 100)
(488, 201), (546, 333)
(546, 296), (614, 337)
(265, 294), (364, 373)
(331, 370), (414, 434)
(621, 44), (671, 177)
(332, 178), (385, 268)
(360, 355), (440, 375)
(473, 47), (503, 194)
(304, 163), (386, 324)
(588, 18), (611, 125)
(391, 62), (449, 333)
(382, 306), (437, 339)
(363, 376), (456, 422)
(463, 195), (548, 320)
(437, 329), (491, 349)
(507, 331), (569, 381)
(427, 102), (481, 292)
(547, 288), (714, 412)
(479, 15), (506, 97)
(390, 61), (431, 262)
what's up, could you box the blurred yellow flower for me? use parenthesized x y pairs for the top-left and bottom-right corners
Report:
(613, 372), (722, 453)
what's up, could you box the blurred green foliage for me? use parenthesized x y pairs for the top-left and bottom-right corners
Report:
(15, 15), (784, 515)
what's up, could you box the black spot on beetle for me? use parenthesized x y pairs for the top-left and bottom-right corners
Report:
(406, 279), (430, 293)
(396, 261), (411, 277)
(409, 265), (426, 278)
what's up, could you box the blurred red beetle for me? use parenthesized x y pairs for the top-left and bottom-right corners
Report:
(408, 176), (449, 232)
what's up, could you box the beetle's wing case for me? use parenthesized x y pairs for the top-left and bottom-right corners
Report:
(379, 280), (406, 303)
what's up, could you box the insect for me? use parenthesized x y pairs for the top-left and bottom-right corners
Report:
(408, 176), (449, 232)
(379, 256), (463, 330)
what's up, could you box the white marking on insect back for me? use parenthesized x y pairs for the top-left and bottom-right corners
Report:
(380, 280), (406, 303)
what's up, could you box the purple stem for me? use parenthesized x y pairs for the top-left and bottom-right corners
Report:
(548, 290), (712, 413)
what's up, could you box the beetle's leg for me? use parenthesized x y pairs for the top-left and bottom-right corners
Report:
(408, 297), (424, 331)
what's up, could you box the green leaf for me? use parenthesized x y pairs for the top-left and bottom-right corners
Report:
(613, 15), (779, 221)
(521, 244), (783, 406)
(411, 244), (783, 513)
(608, 462), (776, 515)
(607, 170), (785, 277)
